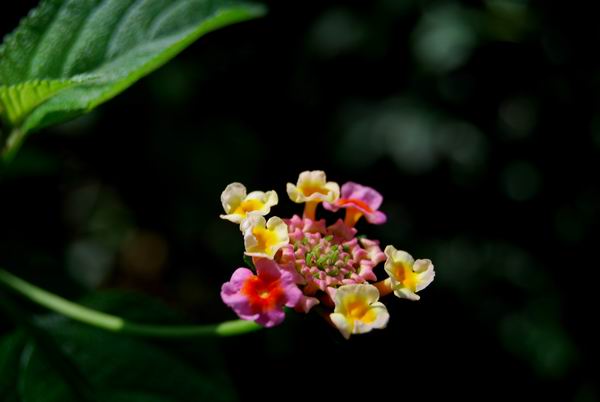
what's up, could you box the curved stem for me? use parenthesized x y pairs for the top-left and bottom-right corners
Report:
(0, 269), (261, 338)
(2, 127), (25, 162)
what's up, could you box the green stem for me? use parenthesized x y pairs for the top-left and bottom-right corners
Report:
(2, 127), (25, 163)
(0, 269), (261, 338)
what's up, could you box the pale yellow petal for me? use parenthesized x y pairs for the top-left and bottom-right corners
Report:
(242, 215), (288, 259)
(330, 313), (352, 339)
(287, 170), (339, 203)
(393, 287), (420, 301)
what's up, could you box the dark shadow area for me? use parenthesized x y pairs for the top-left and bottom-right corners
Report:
(1, 0), (598, 401)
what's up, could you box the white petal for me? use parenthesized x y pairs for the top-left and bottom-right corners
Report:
(384, 246), (415, 280)
(243, 231), (259, 251)
(368, 302), (390, 329)
(287, 183), (303, 203)
(220, 182), (246, 213)
(219, 213), (244, 224)
(416, 264), (435, 292)
(324, 181), (340, 202)
(240, 214), (265, 234)
(245, 190), (266, 200)
(330, 313), (352, 339)
(413, 258), (432, 273)
(393, 287), (420, 301)
(302, 170), (326, 185)
(264, 190), (279, 208)
(392, 249), (415, 266)
(354, 283), (381, 304)
(266, 216), (285, 230)
(352, 302), (389, 334)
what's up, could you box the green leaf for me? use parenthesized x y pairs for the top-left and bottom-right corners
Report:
(243, 254), (256, 270)
(0, 79), (79, 125)
(0, 0), (266, 160)
(19, 291), (238, 402)
(104, 392), (174, 402)
(0, 331), (27, 401)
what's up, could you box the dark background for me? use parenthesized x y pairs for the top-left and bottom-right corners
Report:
(1, 0), (598, 401)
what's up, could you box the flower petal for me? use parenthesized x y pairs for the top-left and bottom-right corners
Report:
(330, 284), (389, 339)
(364, 210), (387, 224)
(286, 170), (340, 203)
(256, 308), (286, 327)
(295, 295), (320, 313)
(221, 268), (257, 318)
(330, 313), (352, 339)
(341, 182), (383, 211)
(384, 247), (435, 300)
(325, 182), (386, 225)
(415, 259), (435, 292)
(221, 260), (302, 327)
(242, 215), (289, 259)
(220, 184), (278, 223)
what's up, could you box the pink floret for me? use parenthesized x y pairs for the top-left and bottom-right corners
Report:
(221, 259), (302, 327)
(323, 182), (387, 224)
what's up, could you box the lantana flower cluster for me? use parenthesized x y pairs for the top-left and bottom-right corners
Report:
(219, 171), (435, 339)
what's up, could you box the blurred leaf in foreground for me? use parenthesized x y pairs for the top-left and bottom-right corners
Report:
(0, 0), (266, 160)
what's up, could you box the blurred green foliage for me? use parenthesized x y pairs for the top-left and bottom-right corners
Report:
(1, 291), (236, 401)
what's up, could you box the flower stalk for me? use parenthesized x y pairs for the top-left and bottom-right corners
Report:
(0, 268), (261, 338)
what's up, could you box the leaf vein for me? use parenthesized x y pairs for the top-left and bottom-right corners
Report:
(24, 0), (68, 80)
(148, 0), (187, 39)
(103, 0), (145, 62)
(58, 0), (106, 77)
